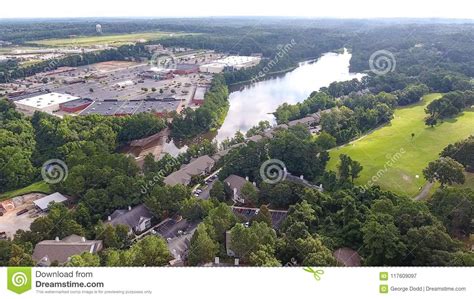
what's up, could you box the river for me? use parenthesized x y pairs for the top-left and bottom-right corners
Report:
(164, 49), (364, 155)
(214, 48), (364, 142)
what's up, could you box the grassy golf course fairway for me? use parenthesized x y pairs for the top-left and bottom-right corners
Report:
(327, 93), (474, 197)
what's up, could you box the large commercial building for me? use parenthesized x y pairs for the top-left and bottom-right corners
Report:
(199, 56), (261, 73)
(59, 98), (93, 113)
(15, 92), (80, 115)
(172, 64), (199, 75)
(192, 86), (207, 105)
(80, 98), (183, 117)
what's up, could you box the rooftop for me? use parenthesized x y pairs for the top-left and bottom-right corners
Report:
(224, 175), (249, 194)
(164, 155), (215, 186)
(59, 98), (93, 109)
(16, 92), (80, 109)
(107, 204), (154, 230)
(193, 86), (207, 100)
(32, 234), (102, 266)
(216, 56), (260, 66)
(80, 99), (180, 116)
(33, 192), (68, 211)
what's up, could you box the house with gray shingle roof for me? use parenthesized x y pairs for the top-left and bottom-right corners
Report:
(106, 204), (154, 234)
(164, 155), (215, 186)
(32, 235), (103, 266)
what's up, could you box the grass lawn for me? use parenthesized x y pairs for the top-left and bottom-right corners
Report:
(28, 32), (187, 47)
(459, 172), (474, 189)
(0, 181), (52, 200)
(327, 93), (474, 197)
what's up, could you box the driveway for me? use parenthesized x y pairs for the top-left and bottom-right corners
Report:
(167, 225), (198, 260)
(197, 179), (217, 199)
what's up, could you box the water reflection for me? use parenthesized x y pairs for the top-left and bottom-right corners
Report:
(215, 49), (364, 142)
(161, 138), (188, 158)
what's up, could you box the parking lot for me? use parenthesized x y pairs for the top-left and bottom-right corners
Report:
(153, 218), (196, 239)
(149, 218), (199, 262)
(193, 171), (220, 199)
(8, 59), (214, 114)
(231, 207), (288, 229)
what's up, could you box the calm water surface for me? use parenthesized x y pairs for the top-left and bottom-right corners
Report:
(214, 49), (364, 142)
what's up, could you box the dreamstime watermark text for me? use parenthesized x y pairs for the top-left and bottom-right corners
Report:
(250, 39), (296, 84)
(360, 148), (406, 192)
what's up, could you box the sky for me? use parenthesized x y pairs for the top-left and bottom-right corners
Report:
(1, 0), (473, 19)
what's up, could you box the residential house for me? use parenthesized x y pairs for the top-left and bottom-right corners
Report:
(231, 206), (288, 229)
(285, 173), (323, 192)
(288, 115), (318, 127)
(223, 175), (257, 204)
(32, 235), (103, 266)
(106, 204), (154, 234)
(247, 134), (263, 143)
(164, 155), (215, 186)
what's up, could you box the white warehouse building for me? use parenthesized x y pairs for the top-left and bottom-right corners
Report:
(199, 55), (261, 73)
(14, 92), (80, 115)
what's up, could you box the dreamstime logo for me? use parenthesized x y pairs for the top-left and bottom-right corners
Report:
(259, 159), (287, 184)
(11, 272), (28, 287)
(150, 51), (177, 70)
(41, 159), (69, 184)
(7, 267), (32, 294)
(369, 50), (396, 75)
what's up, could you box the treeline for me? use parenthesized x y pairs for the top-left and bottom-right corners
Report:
(274, 91), (336, 123)
(0, 100), (36, 192)
(441, 135), (474, 172)
(0, 19), (190, 43)
(349, 24), (474, 78)
(219, 126), (330, 184)
(274, 91), (398, 144)
(171, 74), (229, 139)
(0, 100), (166, 193)
(156, 26), (347, 85)
(0, 44), (148, 83)
(325, 71), (471, 98)
(425, 90), (474, 126)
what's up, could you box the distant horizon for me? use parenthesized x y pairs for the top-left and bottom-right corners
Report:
(1, 16), (473, 21)
(1, 0), (473, 19)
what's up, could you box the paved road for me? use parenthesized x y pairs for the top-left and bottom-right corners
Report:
(197, 179), (217, 199)
(413, 181), (434, 201)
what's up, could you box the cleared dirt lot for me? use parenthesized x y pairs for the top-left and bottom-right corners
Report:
(0, 193), (45, 238)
